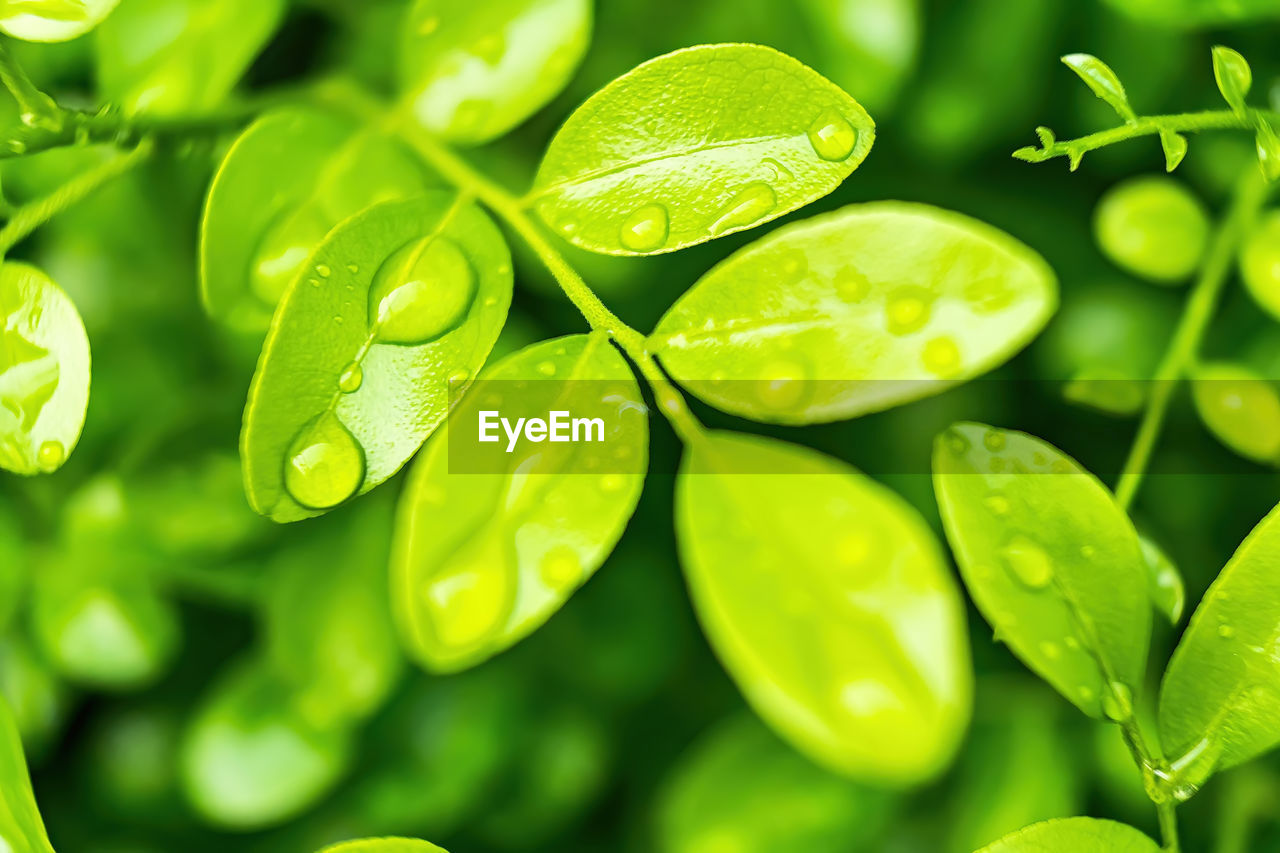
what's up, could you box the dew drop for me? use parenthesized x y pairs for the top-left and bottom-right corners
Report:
(833, 266), (870, 302)
(619, 203), (669, 252)
(1102, 681), (1133, 722)
(1080, 544), (1098, 559)
(539, 545), (582, 589)
(370, 236), (476, 344)
(983, 493), (1010, 516)
(942, 428), (970, 456)
(536, 360), (557, 377)
(283, 412), (365, 510)
(447, 369), (470, 389)
(709, 183), (777, 236)
(1000, 535), (1054, 589)
(885, 287), (932, 335)
(315, 263), (331, 278)
(806, 108), (858, 161)
(338, 362), (363, 394)
(921, 336), (961, 376)
(1040, 640), (1061, 660)
(1218, 624), (1236, 639)
(983, 430), (1006, 452)
(36, 439), (64, 471)
(756, 359), (809, 410)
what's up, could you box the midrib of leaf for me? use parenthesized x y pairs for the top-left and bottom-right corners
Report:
(527, 131), (795, 203)
(652, 310), (845, 349)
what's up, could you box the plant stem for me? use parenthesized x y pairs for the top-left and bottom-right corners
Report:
(0, 138), (155, 257)
(1015, 109), (1280, 167)
(1114, 170), (1270, 510)
(1158, 800), (1181, 852)
(391, 111), (706, 444)
(0, 40), (59, 128)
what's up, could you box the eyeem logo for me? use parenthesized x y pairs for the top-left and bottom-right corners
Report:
(478, 410), (606, 453)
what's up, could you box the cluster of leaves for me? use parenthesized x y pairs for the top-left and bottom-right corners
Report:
(2, 1), (1280, 852)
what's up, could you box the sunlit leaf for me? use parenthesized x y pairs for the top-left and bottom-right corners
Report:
(977, 817), (1159, 852)
(0, 0), (119, 42)
(0, 696), (53, 853)
(1061, 53), (1134, 122)
(1211, 45), (1252, 117)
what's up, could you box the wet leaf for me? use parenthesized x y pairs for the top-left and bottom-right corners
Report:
(651, 202), (1056, 423)
(531, 43), (874, 255)
(1061, 53), (1134, 121)
(241, 194), (512, 523)
(933, 423), (1150, 720)
(657, 713), (893, 853)
(0, 0), (118, 41)
(1158, 501), (1280, 798)
(201, 108), (440, 331)
(0, 696), (53, 853)
(977, 817), (1159, 852)
(393, 333), (647, 672)
(1191, 362), (1280, 465)
(95, 0), (285, 114)
(399, 0), (591, 146)
(1255, 117), (1280, 182)
(0, 261), (90, 476)
(319, 839), (447, 853)
(1211, 45), (1252, 117)
(676, 431), (971, 783)
(1140, 534), (1185, 624)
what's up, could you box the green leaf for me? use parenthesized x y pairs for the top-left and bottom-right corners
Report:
(1240, 210), (1280, 319)
(0, 634), (67, 758)
(650, 202), (1056, 423)
(201, 108), (440, 332)
(0, 261), (90, 475)
(530, 43), (874, 255)
(1061, 53), (1135, 122)
(1093, 176), (1209, 284)
(1255, 117), (1280, 182)
(398, 0), (592, 146)
(392, 333), (647, 672)
(1158, 501), (1280, 797)
(0, 0), (118, 41)
(0, 696), (54, 853)
(318, 839), (447, 853)
(265, 495), (402, 729)
(241, 194), (512, 523)
(1211, 45), (1252, 117)
(1191, 362), (1280, 465)
(1159, 130), (1188, 172)
(95, 0), (285, 115)
(976, 817), (1159, 852)
(676, 431), (971, 783)
(933, 423), (1150, 720)
(656, 713), (894, 853)
(1140, 534), (1185, 624)
(181, 659), (351, 829)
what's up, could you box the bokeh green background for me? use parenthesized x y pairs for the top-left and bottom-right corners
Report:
(4, 0), (1280, 850)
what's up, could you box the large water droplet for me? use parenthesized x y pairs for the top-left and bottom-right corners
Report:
(36, 439), (64, 471)
(1001, 535), (1054, 589)
(885, 287), (932, 335)
(370, 236), (476, 344)
(251, 208), (330, 305)
(922, 336), (961, 376)
(338, 362), (363, 394)
(619, 203), (669, 252)
(283, 412), (365, 510)
(983, 493), (1010, 516)
(709, 183), (777, 236)
(539, 545), (582, 589)
(1102, 681), (1133, 722)
(423, 537), (512, 649)
(756, 359), (809, 410)
(942, 427), (970, 456)
(1218, 624), (1236, 639)
(807, 108), (858, 161)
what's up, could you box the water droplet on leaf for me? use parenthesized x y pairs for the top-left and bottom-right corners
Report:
(370, 236), (476, 344)
(36, 439), (64, 471)
(338, 362), (363, 394)
(1001, 535), (1054, 589)
(283, 412), (365, 510)
(806, 108), (858, 161)
(618, 203), (669, 252)
(709, 183), (776, 236)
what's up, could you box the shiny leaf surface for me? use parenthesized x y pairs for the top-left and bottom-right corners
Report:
(977, 817), (1160, 852)
(0, 0), (118, 41)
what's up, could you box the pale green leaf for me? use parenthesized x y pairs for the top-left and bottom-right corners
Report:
(1061, 53), (1135, 121)
(181, 659), (351, 829)
(241, 194), (512, 523)
(1093, 176), (1209, 284)
(1159, 130), (1188, 172)
(531, 43), (874, 255)
(1191, 362), (1280, 465)
(265, 495), (402, 728)
(0, 0), (118, 41)
(0, 696), (54, 853)
(201, 108), (440, 332)
(1158, 500), (1280, 797)
(393, 333), (647, 672)
(1240, 210), (1280, 319)
(95, 0), (285, 115)
(656, 713), (893, 853)
(319, 839), (447, 853)
(1140, 534), (1185, 624)
(977, 817), (1159, 853)
(677, 431), (971, 783)
(651, 202), (1056, 423)
(0, 261), (89, 475)
(1211, 45), (1252, 117)
(399, 0), (591, 145)
(933, 423), (1150, 720)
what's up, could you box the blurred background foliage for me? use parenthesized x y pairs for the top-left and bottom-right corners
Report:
(3, 0), (1280, 850)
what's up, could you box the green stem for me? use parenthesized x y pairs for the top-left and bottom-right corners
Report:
(1158, 800), (1181, 852)
(0, 40), (59, 128)
(391, 111), (706, 444)
(0, 138), (155, 257)
(1015, 109), (1280, 167)
(1114, 170), (1270, 510)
